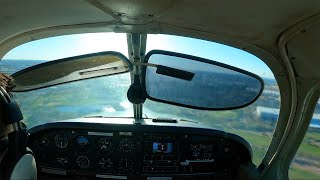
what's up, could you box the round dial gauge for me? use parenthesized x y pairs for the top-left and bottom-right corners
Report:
(118, 158), (133, 172)
(76, 155), (90, 169)
(54, 134), (69, 149)
(98, 137), (112, 152)
(98, 157), (113, 169)
(119, 138), (134, 152)
(41, 135), (49, 146)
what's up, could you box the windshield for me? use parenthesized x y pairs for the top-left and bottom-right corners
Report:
(1, 32), (133, 126)
(145, 34), (280, 165)
(1, 33), (280, 166)
(14, 73), (133, 127)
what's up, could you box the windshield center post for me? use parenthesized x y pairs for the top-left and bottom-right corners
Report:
(127, 33), (147, 123)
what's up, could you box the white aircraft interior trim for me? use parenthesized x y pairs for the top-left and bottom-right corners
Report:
(0, 1), (320, 178)
(260, 12), (320, 179)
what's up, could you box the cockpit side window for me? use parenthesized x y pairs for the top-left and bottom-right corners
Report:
(289, 101), (320, 179)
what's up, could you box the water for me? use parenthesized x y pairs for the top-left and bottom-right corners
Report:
(0, 59), (45, 74)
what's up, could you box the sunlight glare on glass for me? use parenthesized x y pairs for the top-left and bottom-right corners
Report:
(75, 33), (128, 57)
(104, 106), (116, 113)
(3, 33), (128, 60)
(120, 101), (132, 109)
(147, 34), (273, 78)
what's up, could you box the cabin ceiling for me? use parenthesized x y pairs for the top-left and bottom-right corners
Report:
(0, 0), (320, 78)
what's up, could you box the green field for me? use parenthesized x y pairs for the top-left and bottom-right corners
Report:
(11, 74), (320, 179)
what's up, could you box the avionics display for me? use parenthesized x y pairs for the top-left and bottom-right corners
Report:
(152, 142), (173, 153)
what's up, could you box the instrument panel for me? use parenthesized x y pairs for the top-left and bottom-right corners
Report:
(28, 121), (252, 179)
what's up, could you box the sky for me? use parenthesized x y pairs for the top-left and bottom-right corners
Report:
(3, 33), (274, 78)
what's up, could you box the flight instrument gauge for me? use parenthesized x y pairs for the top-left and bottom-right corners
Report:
(118, 158), (133, 173)
(98, 137), (112, 152)
(77, 136), (89, 146)
(41, 135), (49, 146)
(54, 134), (69, 149)
(98, 157), (113, 169)
(119, 138), (134, 152)
(76, 155), (90, 169)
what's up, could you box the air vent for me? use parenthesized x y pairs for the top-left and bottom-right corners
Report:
(152, 118), (177, 123)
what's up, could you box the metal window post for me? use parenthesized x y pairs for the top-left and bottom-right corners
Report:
(127, 33), (147, 123)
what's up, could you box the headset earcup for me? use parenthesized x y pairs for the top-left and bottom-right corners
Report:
(10, 153), (37, 180)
